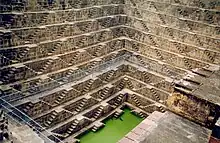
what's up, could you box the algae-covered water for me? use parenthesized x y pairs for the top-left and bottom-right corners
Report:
(77, 108), (143, 143)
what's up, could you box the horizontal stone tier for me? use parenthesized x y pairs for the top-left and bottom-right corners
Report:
(125, 5), (220, 37)
(122, 27), (220, 65)
(126, 39), (219, 71)
(3, 52), (125, 105)
(1, 54), (125, 103)
(125, 1), (220, 25)
(0, 26), (124, 67)
(126, 16), (220, 49)
(0, 0), (124, 12)
(0, 45), (124, 90)
(0, 15), (127, 48)
(125, 43), (208, 74)
(0, 4), (125, 29)
(128, 0), (220, 11)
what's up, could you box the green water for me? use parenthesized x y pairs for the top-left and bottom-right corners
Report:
(78, 108), (143, 143)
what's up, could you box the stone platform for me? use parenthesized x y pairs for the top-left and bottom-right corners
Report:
(119, 111), (211, 143)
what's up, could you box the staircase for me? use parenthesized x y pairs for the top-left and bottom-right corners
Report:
(94, 45), (102, 56)
(185, 21), (193, 31)
(75, 98), (88, 112)
(194, 34), (203, 46)
(97, 31), (104, 42)
(29, 28), (41, 41)
(131, 94), (141, 106)
(114, 40), (123, 50)
(91, 126), (98, 132)
(54, 90), (68, 105)
(204, 50), (215, 63)
(87, 61), (99, 70)
(166, 27), (174, 38)
(183, 57), (192, 69)
(53, 133), (66, 140)
(57, 26), (69, 38)
(93, 106), (104, 119)
(66, 69), (75, 77)
(136, 55), (146, 65)
(63, 69), (75, 82)
(105, 70), (115, 81)
(99, 87), (110, 100)
(40, 59), (54, 73)
(16, 48), (30, 61)
(114, 110), (123, 118)
(155, 49), (163, 60)
(150, 88), (160, 102)
(28, 82), (39, 93)
(66, 119), (79, 135)
(114, 112), (120, 118)
(118, 80), (125, 89)
(142, 71), (151, 83)
(32, 78), (47, 90)
(70, 52), (80, 65)
(108, 52), (118, 61)
(162, 64), (173, 77)
(28, 78), (46, 93)
(139, 111), (146, 118)
(132, 43), (139, 51)
(83, 79), (94, 93)
(3, 67), (16, 82)
(129, 0), (150, 32)
(44, 111), (58, 127)
(158, 106), (166, 113)
(173, 42), (183, 53)
(23, 102), (34, 113)
(40, 14), (50, 25)
(48, 42), (62, 55)
(198, 0), (206, 8)
(157, 13), (166, 24)
(126, 79), (134, 89)
(114, 94), (124, 106)
(92, 122), (105, 132)
(148, 34), (157, 46)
